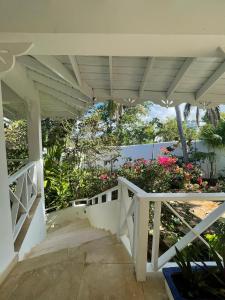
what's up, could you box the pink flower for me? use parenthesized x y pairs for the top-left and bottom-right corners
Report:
(197, 177), (203, 185)
(157, 156), (177, 167)
(99, 174), (109, 181)
(160, 147), (171, 155)
(186, 163), (194, 170)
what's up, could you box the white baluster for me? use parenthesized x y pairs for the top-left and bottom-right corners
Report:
(135, 196), (149, 281)
(106, 191), (111, 202)
(151, 201), (162, 272)
(117, 181), (123, 238)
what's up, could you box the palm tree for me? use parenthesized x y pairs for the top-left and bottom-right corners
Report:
(184, 103), (220, 127)
(99, 100), (124, 134)
(175, 105), (189, 163)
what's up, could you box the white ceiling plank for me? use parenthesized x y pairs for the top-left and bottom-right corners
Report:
(18, 55), (70, 85)
(68, 55), (93, 99)
(68, 55), (82, 87)
(33, 55), (93, 99)
(27, 70), (90, 103)
(109, 56), (113, 96)
(139, 57), (155, 97)
(166, 57), (195, 98)
(3, 106), (17, 119)
(34, 55), (78, 86)
(196, 59), (225, 100)
(3, 61), (40, 104)
(2, 82), (25, 104)
(39, 92), (78, 116)
(35, 82), (87, 110)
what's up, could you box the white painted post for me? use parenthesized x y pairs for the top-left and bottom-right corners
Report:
(0, 80), (15, 274)
(106, 191), (111, 202)
(133, 196), (138, 260)
(117, 181), (123, 238)
(151, 201), (162, 272)
(135, 197), (149, 281)
(27, 98), (44, 197)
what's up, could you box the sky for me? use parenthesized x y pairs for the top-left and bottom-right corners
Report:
(149, 103), (185, 121)
(149, 103), (225, 122)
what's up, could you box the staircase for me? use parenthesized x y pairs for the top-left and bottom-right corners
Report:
(0, 215), (167, 300)
(27, 218), (110, 258)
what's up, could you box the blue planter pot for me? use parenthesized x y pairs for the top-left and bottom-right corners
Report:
(163, 267), (184, 300)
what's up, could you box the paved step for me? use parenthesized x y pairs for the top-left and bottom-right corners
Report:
(27, 218), (110, 259)
(0, 216), (167, 299)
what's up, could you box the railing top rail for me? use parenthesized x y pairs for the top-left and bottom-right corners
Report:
(118, 177), (148, 197)
(118, 177), (225, 202)
(9, 161), (36, 184)
(143, 192), (225, 202)
(89, 185), (118, 200)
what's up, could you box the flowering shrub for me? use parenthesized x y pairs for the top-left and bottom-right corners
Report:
(97, 146), (225, 194)
(157, 156), (177, 168)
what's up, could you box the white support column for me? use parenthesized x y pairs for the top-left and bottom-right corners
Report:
(27, 98), (44, 197)
(135, 197), (149, 281)
(0, 80), (15, 275)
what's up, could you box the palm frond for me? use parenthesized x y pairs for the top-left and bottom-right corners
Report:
(184, 103), (191, 121)
(196, 107), (200, 127)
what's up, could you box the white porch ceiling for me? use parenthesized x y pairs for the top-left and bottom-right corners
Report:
(2, 54), (225, 119)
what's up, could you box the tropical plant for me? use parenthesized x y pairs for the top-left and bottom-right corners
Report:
(184, 103), (220, 127)
(4, 120), (28, 173)
(157, 117), (198, 145)
(175, 105), (189, 162)
(174, 243), (225, 300)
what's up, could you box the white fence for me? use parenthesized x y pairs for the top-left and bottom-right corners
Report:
(100, 141), (225, 178)
(8, 161), (38, 242)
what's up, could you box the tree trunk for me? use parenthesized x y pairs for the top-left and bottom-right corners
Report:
(175, 105), (189, 163)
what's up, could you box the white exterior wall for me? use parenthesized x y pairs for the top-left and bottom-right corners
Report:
(46, 201), (120, 235)
(18, 199), (46, 260)
(46, 206), (87, 230)
(86, 201), (120, 234)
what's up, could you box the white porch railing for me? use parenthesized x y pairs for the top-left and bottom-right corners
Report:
(118, 177), (149, 281)
(70, 186), (119, 207)
(88, 186), (119, 205)
(8, 161), (38, 241)
(68, 176), (225, 282)
(117, 177), (225, 281)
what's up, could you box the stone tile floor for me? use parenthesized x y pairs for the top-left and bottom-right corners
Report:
(0, 221), (168, 300)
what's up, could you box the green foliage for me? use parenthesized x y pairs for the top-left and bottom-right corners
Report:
(174, 242), (225, 299)
(44, 145), (117, 209)
(118, 159), (171, 192)
(5, 120), (28, 158)
(42, 118), (76, 148)
(4, 120), (28, 173)
(3, 101), (200, 210)
(157, 118), (198, 143)
(96, 101), (157, 145)
(118, 148), (205, 193)
(199, 124), (223, 148)
(204, 220), (225, 255)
